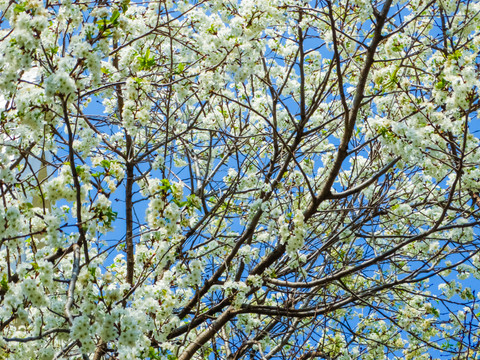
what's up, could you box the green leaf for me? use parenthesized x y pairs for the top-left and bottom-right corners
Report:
(138, 48), (156, 70)
(110, 10), (120, 25)
(161, 178), (171, 188)
(1, 274), (8, 291)
(448, 49), (462, 61)
(176, 63), (185, 74)
(173, 199), (188, 207)
(206, 24), (218, 35)
(21, 202), (33, 210)
(435, 77), (449, 91)
(13, 3), (26, 13)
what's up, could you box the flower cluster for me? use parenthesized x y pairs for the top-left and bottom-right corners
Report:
(1, 1), (480, 360)
(285, 210), (306, 255)
(21, 279), (47, 307)
(45, 71), (77, 98)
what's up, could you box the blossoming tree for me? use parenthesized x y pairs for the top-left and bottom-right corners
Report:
(1, 0), (480, 358)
